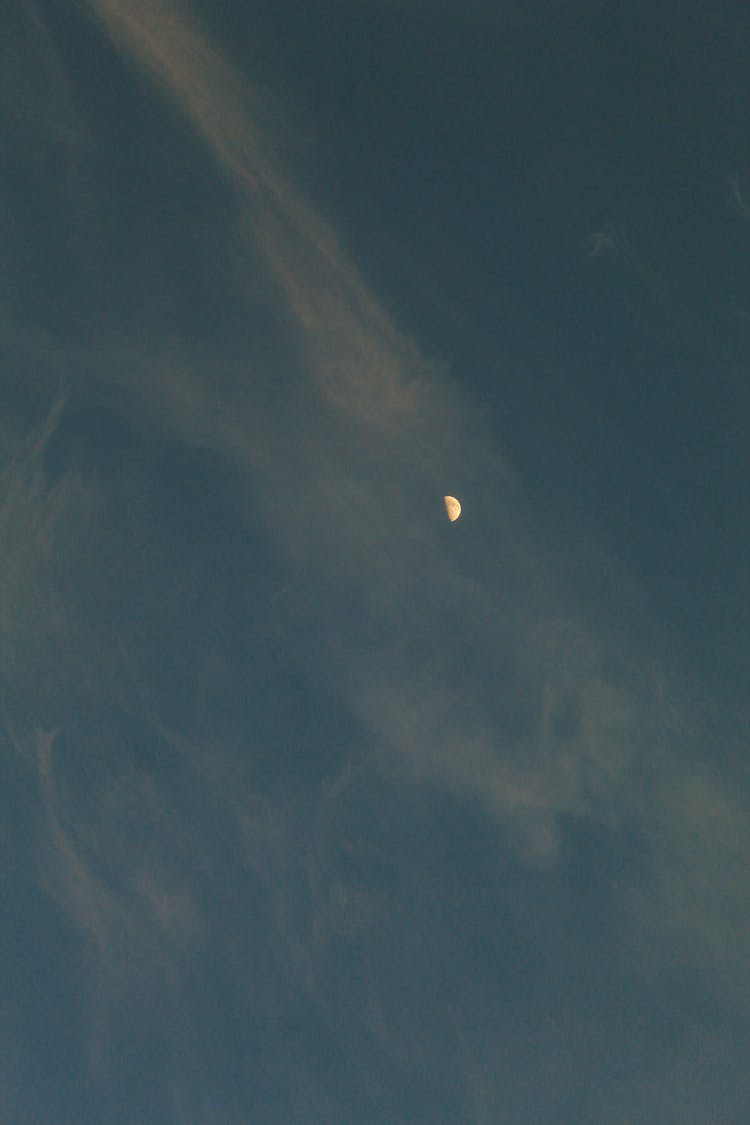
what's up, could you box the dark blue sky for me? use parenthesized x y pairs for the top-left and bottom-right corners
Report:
(2, 2), (748, 1122)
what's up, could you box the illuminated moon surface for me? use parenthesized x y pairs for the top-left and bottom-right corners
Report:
(443, 495), (461, 522)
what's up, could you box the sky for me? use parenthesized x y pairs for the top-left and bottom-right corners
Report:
(1, 1), (749, 1122)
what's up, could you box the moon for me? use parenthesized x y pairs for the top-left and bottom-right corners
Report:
(443, 495), (461, 522)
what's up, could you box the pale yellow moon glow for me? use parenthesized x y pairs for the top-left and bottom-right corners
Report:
(443, 495), (462, 522)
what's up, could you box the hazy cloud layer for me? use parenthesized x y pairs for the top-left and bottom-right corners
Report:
(1, 1), (748, 1121)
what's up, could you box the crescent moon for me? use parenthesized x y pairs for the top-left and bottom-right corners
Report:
(443, 495), (461, 522)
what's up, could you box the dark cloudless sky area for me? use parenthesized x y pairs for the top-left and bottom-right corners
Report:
(2, 1), (749, 1122)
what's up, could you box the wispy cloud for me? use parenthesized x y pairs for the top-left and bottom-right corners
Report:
(2, 0), (748, 1117)
(26, 0), (746, 1002)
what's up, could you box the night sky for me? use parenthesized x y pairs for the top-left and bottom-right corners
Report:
(2, 2), (749, 1122)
